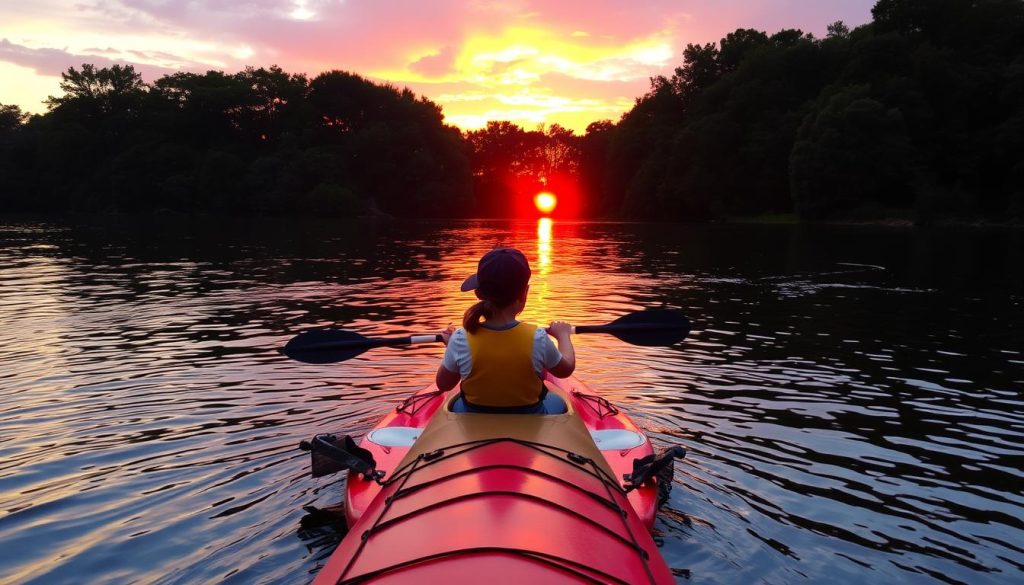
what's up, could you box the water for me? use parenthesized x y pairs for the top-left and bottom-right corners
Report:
(0, 216), (1022, 584)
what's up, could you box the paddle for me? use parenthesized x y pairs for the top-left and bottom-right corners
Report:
(283, 329), (443, 364)
(573, 309), (690, 347)
(283, 308), (690, 364)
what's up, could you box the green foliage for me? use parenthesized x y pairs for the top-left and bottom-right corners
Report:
(303, 183), (361, 216)
(2, 64), (470, 217)
(46, 64), (146, 118)
(598, 0), (1024, 222)
(791, 86), (917, 218)
(0, 104), (28, 133)
(827, 21), (851, 40)
(3, 1), (1023, 223)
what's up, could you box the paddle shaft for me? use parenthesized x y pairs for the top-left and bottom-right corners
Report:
(573, 323), (683, 335)
(298, 325), (673, 350)
(292, 325), (668, 354)
(284, 309), (689, 363)
(298, 334), (442, 352)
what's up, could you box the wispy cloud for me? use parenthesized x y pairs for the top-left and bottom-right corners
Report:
(0, 38), (183, 79)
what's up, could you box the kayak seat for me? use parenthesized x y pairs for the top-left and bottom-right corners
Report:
(449, 390), (568, 415)
(366, 427), (422, 447)
(589, 429), (646, 450)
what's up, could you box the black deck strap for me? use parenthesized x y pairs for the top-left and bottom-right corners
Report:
(300, 434), (378, 479)
(337, 546), (632, 585)
(623, 446), (686, 493)
(365, 490), (644, 553)
(589, 454), (658, 584)
(392, 463), (621, 512)
(336, 453), (425, 583)
(571, 390), (619, 418)
(384, 437), (626, 494)
(335, 437), (657, 585)
(396, 389), (444, 415)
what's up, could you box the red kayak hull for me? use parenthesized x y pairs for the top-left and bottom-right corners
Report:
(316, 440), (673, 584)
(343, 375), (660, 529)
(314, 375), (674, 584)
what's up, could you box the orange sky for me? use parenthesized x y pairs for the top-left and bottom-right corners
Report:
(0, 1), (875, 133)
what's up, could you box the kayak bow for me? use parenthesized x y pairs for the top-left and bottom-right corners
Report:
(303, 374), (683, 584)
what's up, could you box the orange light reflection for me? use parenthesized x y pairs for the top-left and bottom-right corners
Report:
(537, 217), (552, 275)
(534, 217), (553, 316)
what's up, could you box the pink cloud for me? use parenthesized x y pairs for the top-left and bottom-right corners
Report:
(0, 38), (181, 79)
(1, 0), (878, 127)
(410, 46), (459, 78)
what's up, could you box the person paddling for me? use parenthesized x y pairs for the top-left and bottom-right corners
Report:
(435, 247), (575, 414)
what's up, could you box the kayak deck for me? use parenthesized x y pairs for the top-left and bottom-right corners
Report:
(310, 374), (676, 584)
(315, 439), (673, 584)
(343, 374), (661, 529)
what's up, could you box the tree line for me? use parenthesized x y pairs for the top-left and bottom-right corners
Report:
(1, 0), (1021, 223)
(599, 0), (1023, 222)
(0, 66), (471, 217)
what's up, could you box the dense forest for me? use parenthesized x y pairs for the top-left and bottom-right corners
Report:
(1, 0), (1022, 222)
(0, 67), (471, 217)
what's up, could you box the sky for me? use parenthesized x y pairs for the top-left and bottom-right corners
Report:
(0, 1), (877, 133)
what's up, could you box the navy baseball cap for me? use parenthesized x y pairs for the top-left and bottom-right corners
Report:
(460, 247), (531, 299)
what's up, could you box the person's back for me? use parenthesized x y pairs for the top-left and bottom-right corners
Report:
(435, 247), (575, 414)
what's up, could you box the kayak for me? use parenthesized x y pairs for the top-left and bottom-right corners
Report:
(301, 372), (683, 584)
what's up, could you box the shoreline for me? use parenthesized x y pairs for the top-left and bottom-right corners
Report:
(1, 210), (1021, 230)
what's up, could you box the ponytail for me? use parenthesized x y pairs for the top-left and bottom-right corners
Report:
(463, 282), (526, 333)
(463, 300), (494, 333)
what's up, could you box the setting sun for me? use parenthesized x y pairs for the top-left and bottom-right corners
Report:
(534, 192), (557, 215)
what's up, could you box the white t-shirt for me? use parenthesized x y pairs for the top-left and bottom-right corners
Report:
(442, 323), (563, 378)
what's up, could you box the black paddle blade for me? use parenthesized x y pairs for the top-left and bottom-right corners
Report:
(605, 309), (691, 346)
(283, 328), (371, 364)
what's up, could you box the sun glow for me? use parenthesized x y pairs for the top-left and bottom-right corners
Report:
(534, 192), (557, 215)
(368, 24), (675, 132)
(290, 0), (315, 20)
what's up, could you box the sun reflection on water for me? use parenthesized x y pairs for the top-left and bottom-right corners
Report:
(537, 217), (552, 274)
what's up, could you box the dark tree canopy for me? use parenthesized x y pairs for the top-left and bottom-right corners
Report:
(2, 0), (1022, 223)
(464, 121), (584, 217)
(1, 64), (471, 217)
(596, 0), (1024, 223)
(46, 64), (147, 118)
(0, 104), (28, 133)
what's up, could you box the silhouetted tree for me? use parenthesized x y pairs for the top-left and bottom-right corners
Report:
(4, 1), (1023, 223)
(0, 104), (27, 133)
(1, 64), (469, 217)
(791, 86), (917, 218)
(579, 120), (615, 214)
(46, 64), (146, 119)
(827, 21), (851, 39)
(596, 0), (1024, 222)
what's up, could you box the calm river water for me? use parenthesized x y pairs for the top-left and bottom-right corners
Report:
(1, 217), (1022, 584)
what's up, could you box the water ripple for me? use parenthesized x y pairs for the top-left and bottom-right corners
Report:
(0, 218), (1021, 584)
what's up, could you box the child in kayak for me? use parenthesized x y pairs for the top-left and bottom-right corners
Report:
(436, 247), (575, 414)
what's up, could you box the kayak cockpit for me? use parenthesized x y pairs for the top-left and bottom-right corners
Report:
(389, 381), (617, 482)
(300, 374), (681, 530)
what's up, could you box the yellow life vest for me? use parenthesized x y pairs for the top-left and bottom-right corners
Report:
(461, 321), (543, 407)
